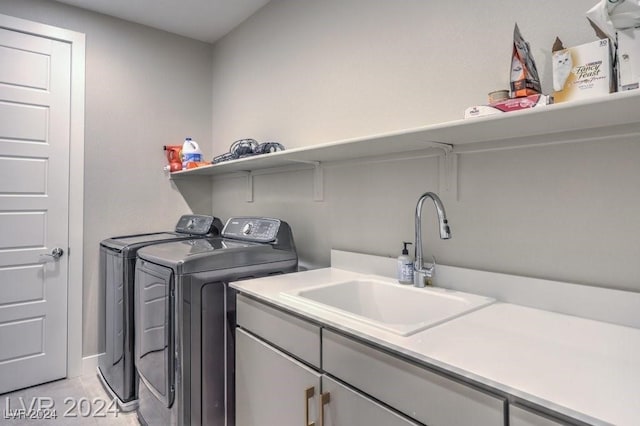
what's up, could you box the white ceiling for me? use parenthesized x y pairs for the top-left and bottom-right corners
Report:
(54, 0), (271, 43)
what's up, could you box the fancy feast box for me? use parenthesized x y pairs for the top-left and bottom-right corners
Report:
(552, 37), (615, 103)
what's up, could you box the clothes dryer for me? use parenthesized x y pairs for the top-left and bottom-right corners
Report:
(134, 217), (297, 426)
(98, 214), (223, 411)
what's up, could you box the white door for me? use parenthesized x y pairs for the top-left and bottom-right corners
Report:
(0, 26), (71, 393)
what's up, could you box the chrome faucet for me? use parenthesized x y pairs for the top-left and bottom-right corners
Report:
(414, 192), (451, 287)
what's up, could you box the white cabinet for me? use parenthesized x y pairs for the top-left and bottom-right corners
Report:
(236, 295), (418, 426)
(235, 294), (506, 425)
(235, 330), (418, 426)
(235, 328), (321, 426)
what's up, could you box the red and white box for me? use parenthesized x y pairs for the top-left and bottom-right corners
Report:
(464, 94), (552, 118)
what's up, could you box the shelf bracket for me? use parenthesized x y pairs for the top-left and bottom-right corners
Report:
(432, 143), (458, 201)
(286, 160), (324, 202)
(313, 162), (324, 202)
(237, 171), (253, 203)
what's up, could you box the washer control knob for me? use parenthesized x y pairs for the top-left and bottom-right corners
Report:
(242, 223), (253, 235)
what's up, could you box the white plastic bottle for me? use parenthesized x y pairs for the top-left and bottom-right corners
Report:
(397, 242), (414, 284)
(182, 137), (202, 170)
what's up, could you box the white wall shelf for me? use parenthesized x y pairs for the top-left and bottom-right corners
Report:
(171, 91), (640, 197)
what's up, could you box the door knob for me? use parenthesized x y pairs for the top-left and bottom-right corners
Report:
(39, 247), (64, 263)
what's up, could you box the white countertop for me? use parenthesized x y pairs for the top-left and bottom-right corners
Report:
(231, 267), (640, 425)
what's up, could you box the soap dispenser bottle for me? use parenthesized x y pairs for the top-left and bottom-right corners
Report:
(397, 242), (414, 284)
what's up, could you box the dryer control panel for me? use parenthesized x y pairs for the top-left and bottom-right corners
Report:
(175, 215), (217, 235)
(222, 217), (281, 243)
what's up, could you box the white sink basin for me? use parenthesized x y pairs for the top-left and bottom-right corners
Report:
(280, 277), (494, 336)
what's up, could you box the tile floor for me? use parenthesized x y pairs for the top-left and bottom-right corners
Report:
(0, 375), (138, 425)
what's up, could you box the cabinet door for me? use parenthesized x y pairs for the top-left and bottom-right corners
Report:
(236, 328), (321, 426)
(321, 375), (419, 426)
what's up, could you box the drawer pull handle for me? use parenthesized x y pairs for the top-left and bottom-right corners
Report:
(305, 386), (316, 426)
(319, 391), (331, 426)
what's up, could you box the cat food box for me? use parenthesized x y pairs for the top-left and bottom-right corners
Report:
(617, 27), (640, 91)
(552, 37), (615, 103)
(464, 94), (552, 118)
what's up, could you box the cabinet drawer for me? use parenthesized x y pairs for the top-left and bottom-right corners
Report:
(323, 330), (506, 426)
(322, 375), (420, 426)
(236, 294), (321, 368)
(509, 404), (568, 426)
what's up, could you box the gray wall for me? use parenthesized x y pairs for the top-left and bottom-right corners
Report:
(0, 0), (214, 356)
(210, 0), (640, 292)
(2, 0), (638, 360)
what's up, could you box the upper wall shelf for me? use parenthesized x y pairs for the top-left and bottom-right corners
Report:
(170, 90), (640, 178)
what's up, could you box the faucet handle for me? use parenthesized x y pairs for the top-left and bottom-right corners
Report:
(425, 255), (437, 286)
(422, 255), (437, 272)
(414, 255), (437, 287)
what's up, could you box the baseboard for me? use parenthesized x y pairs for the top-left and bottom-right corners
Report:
(80, 353), (104, 377)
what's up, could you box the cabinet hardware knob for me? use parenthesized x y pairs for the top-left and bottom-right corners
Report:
(319, 391), (331, 426)
(305, 386), (316, 426)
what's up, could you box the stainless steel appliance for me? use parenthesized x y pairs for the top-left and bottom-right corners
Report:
(97, 215), (223, 411)
(134, 217), (297, 425)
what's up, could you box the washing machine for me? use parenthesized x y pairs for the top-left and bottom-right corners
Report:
(134, 217), (297, 426)
(97, 214), (223, 411)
